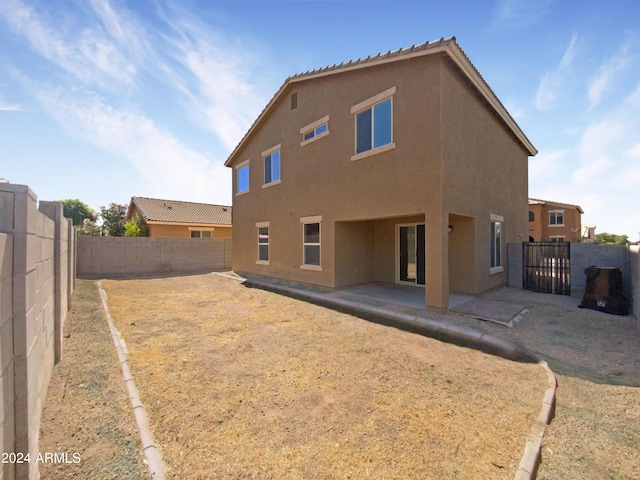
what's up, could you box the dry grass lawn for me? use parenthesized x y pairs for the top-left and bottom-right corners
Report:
(100, 274), (548, 479)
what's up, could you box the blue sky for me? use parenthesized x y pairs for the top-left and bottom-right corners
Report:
(1, 0), (638, 239)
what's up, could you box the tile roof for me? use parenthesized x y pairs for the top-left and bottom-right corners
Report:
(129, 197), (232, 225)
(528, 198), (584, 213)
(225, 36), (537, 167)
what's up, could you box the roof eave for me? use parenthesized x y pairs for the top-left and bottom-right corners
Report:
(146, 221), (232, 227)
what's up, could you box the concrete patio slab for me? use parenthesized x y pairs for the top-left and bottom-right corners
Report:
(451, 297), (528, 327)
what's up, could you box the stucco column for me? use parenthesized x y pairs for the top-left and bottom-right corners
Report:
(425, 209), (449, 312)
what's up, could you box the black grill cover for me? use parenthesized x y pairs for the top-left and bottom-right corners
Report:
(579, 267), (627, 315)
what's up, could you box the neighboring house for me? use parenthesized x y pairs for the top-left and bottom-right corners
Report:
(528, 198), (583, 242)
(224, 37), (537, 311)
(126, 196), (232, 238)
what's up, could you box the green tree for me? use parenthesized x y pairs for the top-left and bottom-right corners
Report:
(58, 198), (95, 226)
(595, 233), (629, 245)
(124, 213), (149, 237)
(100, 203), (127, 236)
(58, 198), (101, 235)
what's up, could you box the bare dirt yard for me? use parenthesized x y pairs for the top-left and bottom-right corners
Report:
(39, 280), (147, 479)
(39, 275), (640, 479)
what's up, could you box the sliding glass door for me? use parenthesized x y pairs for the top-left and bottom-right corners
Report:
(398, 224), (425, 285)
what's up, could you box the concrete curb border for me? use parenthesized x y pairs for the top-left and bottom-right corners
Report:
(98, 281), (166, 480)
(241, 276), (557, 480)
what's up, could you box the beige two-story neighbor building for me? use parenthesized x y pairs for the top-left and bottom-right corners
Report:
(225, 37), (537, 311)
(528, 198), (584, 242)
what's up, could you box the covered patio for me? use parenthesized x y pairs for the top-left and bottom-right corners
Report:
(338, 282), (474, 310)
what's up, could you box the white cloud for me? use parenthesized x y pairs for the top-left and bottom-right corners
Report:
(577, 118), (628, 162)
(570, 156), (615, 185)
(503, 98), (524, 119)
(35, 87), (230, 203)
(587, 42), (631, 110)
(0, 95), (23, 111)
(0, 0), (137, 89)
(494, 0), (555, 27)
(535, 34), (579, 110)
(156, 5), (270, 151)
(1, 0), (273, 171)
(627, 82), (640, 107)
(611, 143), (640, 189)
(529, 148), (570, 180)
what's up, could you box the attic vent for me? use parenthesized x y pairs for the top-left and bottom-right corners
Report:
(290, 92), (298, 110)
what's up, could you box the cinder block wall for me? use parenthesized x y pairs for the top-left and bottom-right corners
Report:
(77, 236), (232, 278)
(0, 184), (74, 480)
(570, 244), (630, 297)
(506, 243), (523, 289)
(630, 245), (639, 324)
(0, 232), (15, 480)
(508, 242), (635, 308)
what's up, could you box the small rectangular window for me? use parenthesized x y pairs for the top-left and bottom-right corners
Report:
(303, 123), (328, 141)
(258, 225), (269, 262)
(351, 86), (396, 160)
(302, 222), (320, 267)
(301, 115), (330, 145)
(489, 214), (504, 274)
(262, 145), (281, 186)
(549, 210), (564, 225)
(264, 150), (281, 184)
(190, 230), (212, 238)
(373, 98), (392, 148)
(356, 108), (373, 154)
(236, 162), (250, 194)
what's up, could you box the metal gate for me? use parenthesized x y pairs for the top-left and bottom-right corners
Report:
(523, 242), (571, 295)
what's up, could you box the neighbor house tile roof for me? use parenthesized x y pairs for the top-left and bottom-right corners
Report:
(528, 198), (584, 214)
(225, 36), (537, 167)
(129, 197), (232, 225)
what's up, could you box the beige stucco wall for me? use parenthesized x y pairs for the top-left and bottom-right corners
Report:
(441, 59), (530, 294)
(148, 223), (232, 238)
(229, 54), (532, 309)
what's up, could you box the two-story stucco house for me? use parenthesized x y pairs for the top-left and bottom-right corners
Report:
(224, 37), (537, 311)
(528, 198), (584, 242)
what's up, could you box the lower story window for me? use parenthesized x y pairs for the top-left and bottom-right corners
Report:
(190, 230), (212, 238)
(256, 222), (269, 264)
(301, 218), (321, 269)
(490, 215), (502, 272)
(258, 227), (269, 262)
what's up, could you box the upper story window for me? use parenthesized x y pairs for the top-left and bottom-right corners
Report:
(236, 160), (250, 195)
(262, 144), (281, 187)
(549, 210), (564, 226)
(301, 115), (330, 146)
(351, 86), (396, 161)
(529, 211), (535, 222)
